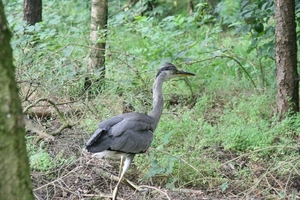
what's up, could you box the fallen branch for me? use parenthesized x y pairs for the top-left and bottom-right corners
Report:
(25, 119), (55, 142)
(81, 193), (121, 199)
(169, 187), (203, 195)
(23, 98), (72, 136)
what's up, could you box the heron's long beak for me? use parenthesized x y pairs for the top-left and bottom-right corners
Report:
(176, 70), (195, 77)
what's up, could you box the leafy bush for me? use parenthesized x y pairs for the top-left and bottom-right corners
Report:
(29, 149), (54, 171)
(215, 0), (242, 26)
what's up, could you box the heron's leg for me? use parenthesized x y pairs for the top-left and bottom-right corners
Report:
(118, 155), (125, 178)
(112, 154), (135, 200)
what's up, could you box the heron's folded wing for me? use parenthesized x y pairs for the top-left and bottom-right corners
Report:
(108, 115), (155, 153)
(110, 129), (153, 153)
(86, 116), (124, 152)
(109, 114), (154, 137)
(86, 128), (106, 148)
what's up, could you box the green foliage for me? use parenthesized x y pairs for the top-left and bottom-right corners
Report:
(215, 0), (242, 26)
(192, 2), (216, 25)
(219, 93), (274, 151)
(29, 148), (54, 171)
(238, 0), (275, 58)
(6, 0), (90, 98)
(27, 138), (75, 171)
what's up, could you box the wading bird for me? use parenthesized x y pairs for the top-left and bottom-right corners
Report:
(86, 63), (195, 199)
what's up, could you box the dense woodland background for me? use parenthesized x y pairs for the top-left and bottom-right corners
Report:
(1, 0), (300, 199)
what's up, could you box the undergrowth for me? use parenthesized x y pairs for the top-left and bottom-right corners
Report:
(26, 137), (76, 171)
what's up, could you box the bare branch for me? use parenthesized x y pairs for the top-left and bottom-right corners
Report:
(23, 98), (72, 136)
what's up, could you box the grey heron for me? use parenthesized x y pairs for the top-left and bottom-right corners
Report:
(86, 62), (195, 199)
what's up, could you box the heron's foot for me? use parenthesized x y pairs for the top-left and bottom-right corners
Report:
(112, 186), (119, 200)
(123, 178), (148, 193)
(110, 178), (148, 199)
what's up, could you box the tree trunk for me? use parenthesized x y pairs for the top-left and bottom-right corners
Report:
(0, 2), (34, 200)
(85, 0), (108, 94)
(275, 0), (299, 116)
(206, 0), (220, 10)
(23, 0), (42, 25)
(187, 0), (194, 15)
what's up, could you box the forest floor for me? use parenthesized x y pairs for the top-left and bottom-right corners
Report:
(29, 120), (274, 200)
(25, 91), (300, 200)
(30, 126), (210, 200)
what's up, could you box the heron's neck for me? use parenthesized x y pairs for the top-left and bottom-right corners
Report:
(149, 75), (165, 130)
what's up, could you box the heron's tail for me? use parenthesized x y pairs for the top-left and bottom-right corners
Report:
(86, 128), (110, 153)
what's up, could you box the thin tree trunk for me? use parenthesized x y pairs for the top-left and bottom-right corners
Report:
(23, 0), (42, 25)
(85, 0), (108, 93)
(0, 2), (34, 200)
(275, 0), (299, 116)
(187, 0), (194, 15)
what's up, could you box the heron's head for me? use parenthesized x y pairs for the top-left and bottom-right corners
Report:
(156, 63), (195, 80)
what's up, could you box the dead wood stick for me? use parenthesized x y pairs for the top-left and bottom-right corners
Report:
(23, 98), (72, 135)
(25, 119), (55, 142)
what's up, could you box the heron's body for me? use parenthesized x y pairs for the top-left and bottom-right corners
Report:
(86, 112), (154, 154)
(85, 63), (194, 199)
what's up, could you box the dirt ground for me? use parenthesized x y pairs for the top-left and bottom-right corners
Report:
(29, 119), (300, 200)
(29, 123), (225, 200)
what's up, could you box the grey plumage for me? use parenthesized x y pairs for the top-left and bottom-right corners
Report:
(85, 62), (195, 200)
(86, 113), (154, 154)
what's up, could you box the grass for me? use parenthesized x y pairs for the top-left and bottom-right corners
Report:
(26, 138), (76, 172)
(5, 0), (300, 198)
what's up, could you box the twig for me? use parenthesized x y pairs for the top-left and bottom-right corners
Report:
(23, 98), (72, 136)
(57, 180), (78, 196)
(220, 145), (299, 167)
(139, 185), (171, 200)
(169, 187), (203, 195)
(183, 77), (194, 97)
(25, 119), (55, 141)
(81, 193), (121, 199)
(185, 55), (257, 88)
(154, 148), (207, 180)
(115, 57), (147, 86)
(109, 0), (139, 17)
(216, 55), (257, 88)
(34, 165), (82, 191)
(241, 156), (300, 198)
